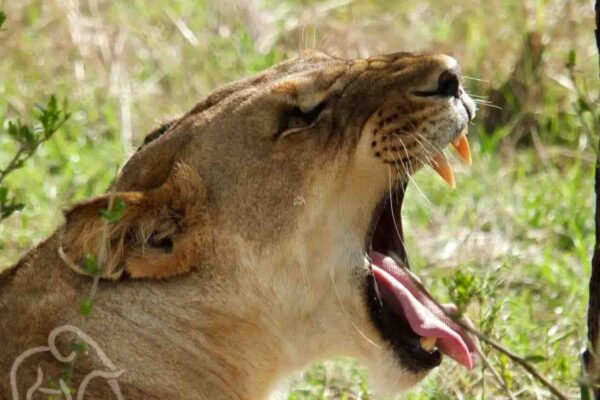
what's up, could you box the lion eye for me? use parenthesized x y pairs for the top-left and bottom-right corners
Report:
(278, 102), (326, 137)
(287, 112), (310, 129)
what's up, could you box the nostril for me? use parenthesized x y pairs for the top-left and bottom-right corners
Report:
(436, 69), (461, 98)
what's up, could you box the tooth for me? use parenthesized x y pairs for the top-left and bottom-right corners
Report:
(452, 135), (472, 165)
(431, 153), (455, 188)
(420, 337), (437, 352)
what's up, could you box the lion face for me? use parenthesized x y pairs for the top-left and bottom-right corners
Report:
(62, 50), (476, 396)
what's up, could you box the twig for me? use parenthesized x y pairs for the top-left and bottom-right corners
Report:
(475, 345), (517, 400)
(566, 64), (597, 143)
(452, 315), (568, 400)
(0, 147), (27, 184)
(57, 166), (122, 390)
(402, 268), (570, 400)
(584, 2), (600, 399)
(89, 166), (120, 301)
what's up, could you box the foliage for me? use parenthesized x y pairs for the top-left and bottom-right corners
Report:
(99, 198), (126, 222)
(60, 191), (126, 396)
(0, 96), (70, 223)
(0, 6), (70, 236)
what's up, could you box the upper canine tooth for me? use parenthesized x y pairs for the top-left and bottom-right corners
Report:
(420, 337), (437, 352)
(451, 134), (472, 165)
(431, 152), (455, 188)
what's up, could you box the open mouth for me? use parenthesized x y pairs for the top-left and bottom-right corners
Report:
(364, 131), (478, 374)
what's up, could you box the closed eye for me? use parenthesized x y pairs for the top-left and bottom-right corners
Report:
(277, 102), (326, 137)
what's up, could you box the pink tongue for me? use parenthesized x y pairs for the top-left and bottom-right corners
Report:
(369, 251), (478, 369)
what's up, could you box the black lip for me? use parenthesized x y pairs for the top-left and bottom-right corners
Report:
(364, 181), (443, 373)
(461, 97), (475, 121)
(369, 183), (409, 267)
(365, 272), (443, 373)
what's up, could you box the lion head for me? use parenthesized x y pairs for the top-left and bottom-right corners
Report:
(59, 50), (477, 397)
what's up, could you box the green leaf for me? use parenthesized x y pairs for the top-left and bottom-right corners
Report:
(578, 98), (591, 113)
(0, 11), (5, 30)
(0, 195), (25, 219)
(0, 186), (7, 203)
(33, 95), (70, 141)
(83, 253), (100, 275)
(47, 379), (59, 390)
(80, 297), (94, 316)
(566, 50), (576, 68)
(6, 120), (19, 139)
(524, 355), (547, 363)
(580, 380), (593, 400)
(1, 94), (69, 226)
(61, 362), (74, 382)
(71, 340), (89, 355)
(100, 198), (126, 222)
(23, 130), (37, 147)
(6, 120), (36, 147)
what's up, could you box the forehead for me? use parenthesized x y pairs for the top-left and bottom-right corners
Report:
(176, 49), (458, 134)
(256, 50), (457, 93)
(273, 50), (345, 74)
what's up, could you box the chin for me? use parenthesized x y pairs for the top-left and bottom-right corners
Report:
(363, 354), (431, 397)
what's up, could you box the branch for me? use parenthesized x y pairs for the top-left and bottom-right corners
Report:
(0, 96), (70, 223)
(584, 2), (600, 399)
(450, 311), (569, 400)
(0, 147), (27, 184)
(402, 268), (571, 400)
(475, 344), (517, 400)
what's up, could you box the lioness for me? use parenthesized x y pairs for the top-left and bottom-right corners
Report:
(1, 50), (477, 399)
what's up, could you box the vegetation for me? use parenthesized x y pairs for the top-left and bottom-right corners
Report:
(0, 95), (70, 225)
(0, 1), (598, 398)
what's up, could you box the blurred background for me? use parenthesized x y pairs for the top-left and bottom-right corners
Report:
(0, 0), (598, 398)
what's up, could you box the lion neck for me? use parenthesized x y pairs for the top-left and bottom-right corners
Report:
(1, 165), (382, 400)
(1, 230), (361, 399)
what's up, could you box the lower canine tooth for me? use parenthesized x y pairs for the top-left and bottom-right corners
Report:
(420, 337), (437, 352)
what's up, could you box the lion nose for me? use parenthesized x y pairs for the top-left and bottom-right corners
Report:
(436, 67), (462, 98)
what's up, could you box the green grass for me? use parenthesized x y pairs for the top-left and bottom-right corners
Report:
(1, 0), (598, 398)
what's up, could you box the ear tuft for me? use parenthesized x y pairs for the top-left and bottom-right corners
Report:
(60, 164), (208, 280)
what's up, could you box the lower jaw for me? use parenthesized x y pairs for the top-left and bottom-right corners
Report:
(364, 267), (443, 374)
(363, 181), (442, 373)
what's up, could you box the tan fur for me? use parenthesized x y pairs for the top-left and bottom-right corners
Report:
(61, 165), (209, 279)
(272, 81), (299, 96)
(0, 50), (474, 399)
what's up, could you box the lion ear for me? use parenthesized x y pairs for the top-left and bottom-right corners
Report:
(61, 166), (206, 280)
(114, 119), (193, 192)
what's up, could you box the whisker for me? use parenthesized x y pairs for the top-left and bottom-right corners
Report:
(473, 102), (503, 110)
(462, 76), (491, 83)
(412, 131), (440, 156)
(394, 124), (436, 157)
(411, 133), (439, 165)
(411, 135), (439, 172)
(391, 133), (433, 206)
(465, 90), (488, 97)
(328, 269), (381, 349)
(387, 165), (412, 266)
(470, 98), (495, 104)
(397, 135), (415, 175)
(408, 172), (433, 207)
